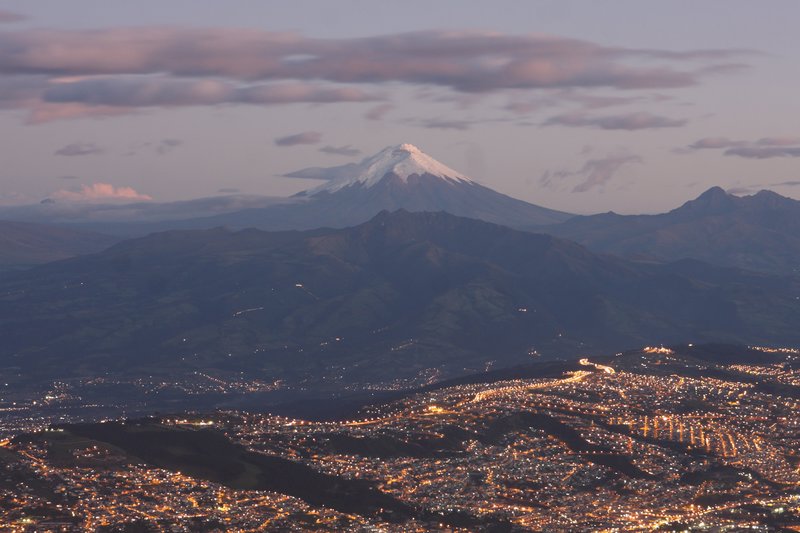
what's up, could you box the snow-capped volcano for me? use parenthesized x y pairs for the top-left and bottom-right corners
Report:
(150, 143), (573, 232)
(272, 143), (573, 228)
(289, 143), (473, 195)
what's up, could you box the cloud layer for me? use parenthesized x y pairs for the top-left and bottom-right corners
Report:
(0, 27), (752, 122)
(0, 28), (749, 90)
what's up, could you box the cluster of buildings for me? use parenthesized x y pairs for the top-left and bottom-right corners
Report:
(1, 349), (799, 530)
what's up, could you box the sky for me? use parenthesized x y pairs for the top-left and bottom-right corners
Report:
(1, 0), (799, 215)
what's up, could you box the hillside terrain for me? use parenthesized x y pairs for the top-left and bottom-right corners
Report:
(1, 210), (798, 386)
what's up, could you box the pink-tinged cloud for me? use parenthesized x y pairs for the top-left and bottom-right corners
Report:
(52, 183), (153, 202)
(26, 102), (134, 124)
(0, 10), (26, 23)
(0, 28), (753, 93)
(42, 78), (379, 107)
(274, 131), (322, 147)
(54, 142), (104, 156)
(544, 111), (686, 130)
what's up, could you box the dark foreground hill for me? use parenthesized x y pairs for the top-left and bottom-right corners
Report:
(1, 210), (798, 385)
(0, 220), (117, 271)
(537, 187), (800, 275)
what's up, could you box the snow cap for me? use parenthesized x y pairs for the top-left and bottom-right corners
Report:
(308, 143), (472, 194)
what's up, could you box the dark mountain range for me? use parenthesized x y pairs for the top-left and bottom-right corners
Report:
(0, 220), (118, 271)
(537, 186), (800, 275)
(1, 210), (797, 386)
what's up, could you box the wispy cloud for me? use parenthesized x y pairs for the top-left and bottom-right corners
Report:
(687, 137), (745, 149)
(54, 142), (104, 156)
(544, 111), (686, 130)
(541, 154), (642, 193)
(756, 137), (800, 146)
(725, 146), (800, 159)
(560, 92), (652, 110)
(725, 186), (758, 195)
(421, 118), (473, 130)
(319, 145), (361, 157)
(274, 131), (322, 147)
(683, 136), (800, 158)
(283, 163), (360, 181)
(122, 139), (184, 157)
(156, 138), (182, 155)
(364, 103), (394, 120)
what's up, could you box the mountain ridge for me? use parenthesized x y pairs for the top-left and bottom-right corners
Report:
(2, 209), (797, 387)
(537, 186), (800, 274)
(0, 219), (118, 271)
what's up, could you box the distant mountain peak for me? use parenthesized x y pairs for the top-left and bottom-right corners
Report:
(676, 186), (798, 215)
(751, 188), (794, 202)
(299, 143), (473, 195)
(702, 185), (728, 197)
(674, 185), (737, 214)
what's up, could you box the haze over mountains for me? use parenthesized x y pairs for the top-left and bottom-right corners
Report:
(0, 144), (571, 236)
(2, 210), (798, 386)
(156, 143), (571, 233)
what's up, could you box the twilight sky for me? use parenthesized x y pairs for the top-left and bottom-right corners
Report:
(1, 0), (799, 215)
